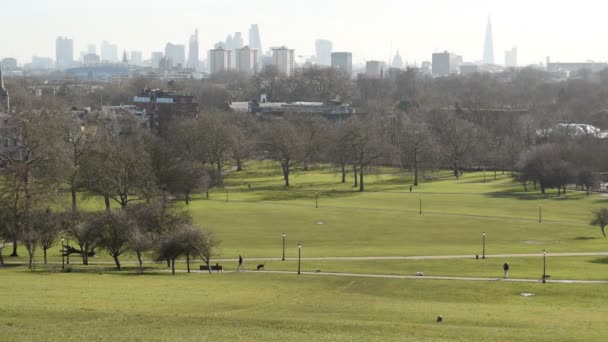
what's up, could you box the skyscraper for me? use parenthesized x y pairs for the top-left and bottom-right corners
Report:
(483, 17), (494, 65)
(331, 52), (352, 77)
(249, 24), (263, 65)
(233, 32), (244, 49)
(188, 29), (199, 70)
(130, 51), (143, 66)
(101, 41), (118, 63)
(209, 48), (233, 74)
(235, 46), (259, 75)
(432, 51), (458, 77)
(165, 43), (186, 67)
(272, 47), (295, 76)
(505, 47), (518, 67)
(55, 37), (74, 69)
(315, 39), (333, 66)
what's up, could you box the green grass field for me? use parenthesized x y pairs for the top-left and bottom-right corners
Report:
(2, 162), (608, 341)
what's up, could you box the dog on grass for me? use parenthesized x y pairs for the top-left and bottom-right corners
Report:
(256, 264), (265, 270)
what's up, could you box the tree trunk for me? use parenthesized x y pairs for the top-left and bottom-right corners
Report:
(359, 166), (365, 192)
(185, 193), (190, 205)
(282, 162), (290, 187)
(171, 258), (176, 275)
(602, 226), (606, 238)
(43, 248), (48, 264)
(523, 181), (527, 192)
(414, 157), (419, 186)
(71, 182), (77, 212)
(236, 158), (243, 172)
(113, 255), (121, 271)
(453, 161), (459, 180)
(353, 165), (358, 187)
(28, 250), (33, 269)
(217, 161), (223, 187)
(186, 254), (191, 273)
(341, 165), (346, 183)
(104, 196), (111, 213)
(563, 185), (566, 194)
(137, 252), (143, 273)
(166, 257), (171, 268)
(10, 237), (18, 257)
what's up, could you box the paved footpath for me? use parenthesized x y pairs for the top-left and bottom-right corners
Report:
(250, 270), (608, 284)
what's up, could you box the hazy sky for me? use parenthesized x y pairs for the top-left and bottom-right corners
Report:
(1, 0), (606, 66)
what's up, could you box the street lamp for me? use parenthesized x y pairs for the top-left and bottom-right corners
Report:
(538, 204), (542, 223)
(542, 249), (547, 283)
(282, 233), (286, 261)
(482, 232), (486, 259)
(226, 188), (229, 203)
(315, 192), (318, 209)
(419, 196), (422, 215)
(298, 242), (302, 275)
(66, 237), (70, 265)
(61, 237), (65, 270)
(483, 169), (486, 183)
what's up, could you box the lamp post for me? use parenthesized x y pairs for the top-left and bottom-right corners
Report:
(538, 204), (542, 223)
(315, 192), (318, 209)
(66, 237), (70, 265)
(419, 196), (422, 215)
(483, 169), (486, 183)
(482, 232), (486, 259)
(542, 249), (547, 283)
(298, 242), (302, 275)
(282, 233), (286, 261)
(226, 188), (229, 203)
(61, 237), (65, 270)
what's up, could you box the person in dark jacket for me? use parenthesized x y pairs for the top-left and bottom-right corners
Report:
(503, 262), (509, 279)
(237, 255), (246, 272)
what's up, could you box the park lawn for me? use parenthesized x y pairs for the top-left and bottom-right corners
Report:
(1, 268), (608, 341)
(257, 256), (608, 281)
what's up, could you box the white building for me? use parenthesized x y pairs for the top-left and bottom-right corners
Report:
(272, 46), (295, 76)
(101, 41), (118, 63)
(55, 37), (74, 69)
(235, 46), (259, 75)
(209, 48), (233, 74)
(165, 43), (186, 67)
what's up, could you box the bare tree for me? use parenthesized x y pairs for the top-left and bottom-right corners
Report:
(261, 120), (305, 187)
(94, 210), (133, 271)
(343, 117), (385, 192)
(591, 208), (608, 238)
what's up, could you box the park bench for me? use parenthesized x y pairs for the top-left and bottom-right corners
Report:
(201, 264), (223, 272)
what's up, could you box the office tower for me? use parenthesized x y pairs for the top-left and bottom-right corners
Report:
(225, 35), (234, 50)
(101, 41), (118, 62)
(505, 47), (518, 67)
(315, 39), (333, 66)
(0, 64), (9, 112)
(209, 48), (233, 74)
(366, 61), (384, 78)
(87, 44), (96, 54)
(235, 46), (259, 75)
(233, 32), (244, 49)
(130, 51), (143, 66)
(165, 43), (186, 67)
(331, 52), (352, 77)
(150, 52), (163, 68)
(483, 17), (494, 65)
(188, 29), (199, 70)
(272, 46), (295, 76)
(55, 37), (74, 69)
(1, 58), (18, 70)
(432, 51), (458, 77)
(391, 50), (404, 69)
(249, 24), (263, 51)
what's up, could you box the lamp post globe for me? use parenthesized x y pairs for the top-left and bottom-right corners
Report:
(482, 232), (486, 259)
(282, 233), (286, 261)
(298, 242), (302, 275)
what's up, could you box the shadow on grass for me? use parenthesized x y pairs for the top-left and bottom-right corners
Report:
(589, 257), (608, 265)
(573, 236), (599, 241)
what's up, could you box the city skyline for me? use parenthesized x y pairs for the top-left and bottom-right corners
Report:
(1, 0), (608, 67)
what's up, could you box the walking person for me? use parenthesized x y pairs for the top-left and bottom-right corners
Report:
(503, 261), (509, 279)
(237, 255), (246, 272)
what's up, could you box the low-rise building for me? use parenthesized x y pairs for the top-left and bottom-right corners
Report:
(133, 89), (199, 133)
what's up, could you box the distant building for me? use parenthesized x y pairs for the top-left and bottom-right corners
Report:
(87, 44), (96, 54)
(1, 58), (18, 70)
(209, 48), (233, 74)
(235, 46), (259, 75)
(188, 29), (199, 70)
(83, 53), (101, 65)
(230, 96), (356, 120)
(165, 43), (186, 67)
(391, 50), (404, 69)
(28, 57), (54, 70)
(132, 89), (199, 133)
(483, 17), (494, 65)
(233, 32), (244, 49)
(331, 52), (353, 77)
(315, 39), (333, 66)
(101, 41), (118, 63)
(249, 24), (263, 64)
(432, 51), (458, 77)
(365, 60), (385, 78)
(505, 47), (518, 67)
(0, 65), (9, 112)
(130, 51), (143, 66)
(272, 47), (295, 76)
(150, 52), (163, 68)
(547, 61), (608, 74)
(460, 64), (479, 75)
(56, 37), (74, 69)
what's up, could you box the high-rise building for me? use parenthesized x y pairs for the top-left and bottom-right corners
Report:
(101, 41), (118, 63)
(225, 35), (234, 50)
(391, 50), (404, 69)
(165, 43), (186, 67)
(315, 39), (333, 66)
(483, 17), (494, 65)
(233, 32), (244, 49)
(0, 64), (9, 112)
(365, 60), (385, 78)
(249, 24), (263, 65)
(505, 47), (518, 67)
(432, 51), (458, 77)
(235, 46), (259, 75)
(1, 58), (18, 70)
(331, 52), (352, 77)
(130, 51), (143, 66)
(150, 52), (163, 68)
(209, 48), (233, 74)
(188, 29), (199, 70)
(87, 44), (96, 54)
(83, 54), (100, 65)
(272, 46), (295, 76)
(55, 37), (74, 69)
